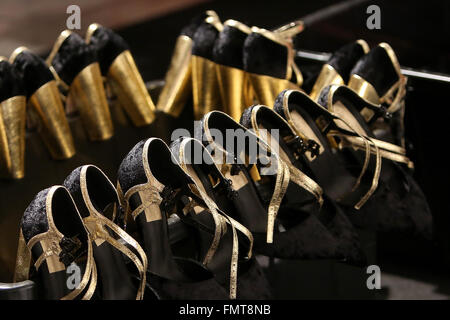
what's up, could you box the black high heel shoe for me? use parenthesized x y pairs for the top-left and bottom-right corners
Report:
(63, 165), (147, 300)
(17, 186), (97, 299)
(317, 85), (432, 239)
(310, 40), (369, 100)
(86, 23), (156, 127)
(274, 89), (379, 209)
(46, 30), (113, 141)
(243, 27), (301, 107)
(170, 137), (272, 299)
(348, 43), (407, 147)
(157, 10), (219, 117)
(117, 138), (229, 299)
(240, 104), (366, 265)
(201, 111), (340, 260)
(0, 57), (26, 179)
(191, 15), (223, 119)
(212, 19), (253, 120)
(10, 47), (75, 160)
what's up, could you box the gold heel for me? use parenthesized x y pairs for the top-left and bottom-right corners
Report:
(13, 230), (31, 282)
(246, 27), (301, 107)
(86, 24), (155, 126)
(107, 50), (155, 126)
(192, 16), (223, 119)
(215, 20), (252, 120)
(70, 63), (113, 140)
(10, 47), (75, 160)
(157, 10), (219, 117)
(0, 57), (26, 179)
(47, 30), (113, 141)
(310, 40), (369, 100)
(157, 35), (194, 117)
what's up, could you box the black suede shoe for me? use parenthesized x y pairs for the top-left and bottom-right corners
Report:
(86, 23), (155, 127)
(212, 19), (253, 120)
(170, 137), (273, 299)
(310, 40), (369, 100)
(10, 47), (75, 160)
(0, 57), (26, 179)
(46, 30), (113, 141)
(191, 15), (223, 119)
(63, 165), (148, 300)
(117, 138), (229, 299)
(157, 10), (219, 117)
(19, 186), (97, 299)
(240, 104), (366, 266)
(201, 110), (341, 260)
(348, 43), (407, 147)
(317, 85), (432, 240)
(243, 27), (301, 107)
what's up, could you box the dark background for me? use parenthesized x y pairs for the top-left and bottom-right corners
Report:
(1, 0), (450, 298)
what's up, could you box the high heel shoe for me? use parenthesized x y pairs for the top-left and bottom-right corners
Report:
(240, 104), (366, 265)
(17, 186), (97, 299)
(46, 30), (113, 141)
(191, 15), (223, 119)
(310, 40), (369, 100)
(10, 47), (75, 160)
(212, 20), (253, 120)
(86, 23), (156, 127)
(157, 11), (219, 117)
(274, 89), (379, 209)
(201, 111), (341, 260)
(0, 57), (26, 179)
(63, 165), (147, 300)
(117, 138), (229, 299)
(317, 85), (432, 239)
(170, 137), (272, 299)
(243, 27), (301, 107)
(348, 43), (407, 146)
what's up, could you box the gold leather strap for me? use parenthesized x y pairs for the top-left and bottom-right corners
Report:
(83, 214), (147, 300)
(79, 165), (147, 300)
(187, 185), (253, 300)
(328, 115), (382, 209)
(24, 229), (97, 300)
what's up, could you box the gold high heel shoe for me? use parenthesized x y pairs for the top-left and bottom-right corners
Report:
(243, 27), (302, 107)
(191, 14), (224, 119)
(86, 23), (155, 127)
(157, 10), (219, 117)
(10, 47), (75, 160)
(348, 42), (407, 147)
(348, 42), (406, 119)
(213, 20), (253, 120)
(47, 30), (113, 141)
(309, 40), (369, 100)
(0, 57), (26, 179)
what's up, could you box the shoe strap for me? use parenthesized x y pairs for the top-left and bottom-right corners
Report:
(21, 228), (97, 300)
(79, 168), (147, 299)
(83, 214), (147, 300)
(184, 185), (253, 300)
(326, 113), (383, 209)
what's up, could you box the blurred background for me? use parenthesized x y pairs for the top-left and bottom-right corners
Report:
(0, 0), (449, 299)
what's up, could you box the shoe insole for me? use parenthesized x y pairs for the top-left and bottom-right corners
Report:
(332, 101), (367, 136)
